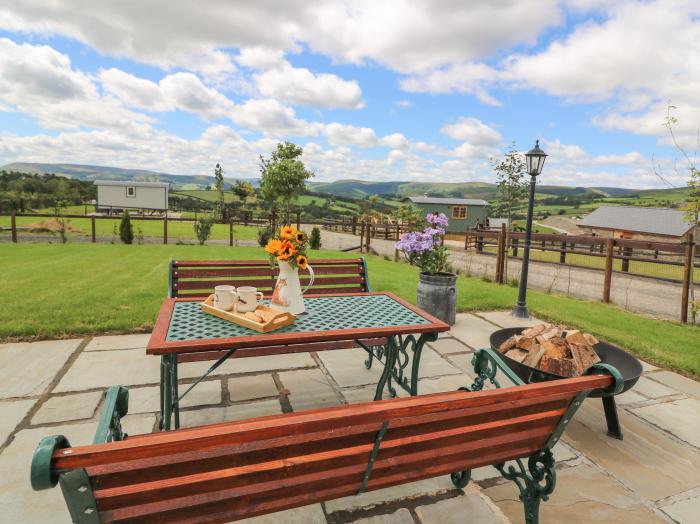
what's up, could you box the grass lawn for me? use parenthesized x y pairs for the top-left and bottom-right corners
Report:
(1, 243), (698, 377)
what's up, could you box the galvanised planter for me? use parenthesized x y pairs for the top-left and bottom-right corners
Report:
(417, 272), (457, 325)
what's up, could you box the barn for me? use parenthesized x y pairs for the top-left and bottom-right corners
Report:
(578, 205), (697, 241)
(94, 180), (169, 213)
(407, 196), (489, 235)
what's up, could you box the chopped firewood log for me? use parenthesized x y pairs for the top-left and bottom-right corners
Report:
(504, 348), (529, 363)
(583, 333), (599, 346)
(538, 327), (560, 343)
(570, 343), (601, 373)
(522, 324), (547, 338)
(542, 337), (570, 359)
(565, 330), (588, 346)
(540, 355), (579, 377)
(498, 335), (519, 353)
(523, 343), (545, 368)
(516, 336), (537, 351)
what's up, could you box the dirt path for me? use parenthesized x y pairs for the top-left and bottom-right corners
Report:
(319, 229), (697, 322)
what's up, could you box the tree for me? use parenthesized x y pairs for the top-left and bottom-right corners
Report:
(214, 163), (225, 221)
(232, 179), (254, 208)
(393, 203), (424, 231)
(259, 142), (313, 223)
(193, 214), (215, 245)
(662, 102), (699, 322)
(491, 142), (528, 281)
(119, 211), (134, 244)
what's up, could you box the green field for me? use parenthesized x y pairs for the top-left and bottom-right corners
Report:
(1, 243), (698, 376)
(0, 215), (260, 242)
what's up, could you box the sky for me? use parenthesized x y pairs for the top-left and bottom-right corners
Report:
(0, 0), (698, 188)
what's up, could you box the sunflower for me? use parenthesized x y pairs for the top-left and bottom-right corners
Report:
(296, 254), (308, 270)
(294, 231), (305, 244)
(264, 238), (283, 256)
(277, 240), (297, 261)
(280, 225), (296, 240)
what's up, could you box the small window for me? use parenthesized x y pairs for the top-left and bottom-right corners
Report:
(451, 206), (467, 219)
(126, 186), (136, 198)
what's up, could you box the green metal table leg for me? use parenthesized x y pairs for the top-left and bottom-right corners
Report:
(159, 357), (166, 430)
(374, 336), (398, 400)
(161, 355), (174, 431)
(172, 354), (180, 429)
(409, 332), (437, 396)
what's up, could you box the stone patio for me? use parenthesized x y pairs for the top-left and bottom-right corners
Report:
(1, 312), (698, 523)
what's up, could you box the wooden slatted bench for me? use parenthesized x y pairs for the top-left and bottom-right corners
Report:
(168, 257), (385, 363)
(31, 349), (622, 524)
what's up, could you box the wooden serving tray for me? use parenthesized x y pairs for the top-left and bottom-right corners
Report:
(200, 294), (295, 333)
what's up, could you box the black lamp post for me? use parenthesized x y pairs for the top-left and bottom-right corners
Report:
(511, 140), (547, 319)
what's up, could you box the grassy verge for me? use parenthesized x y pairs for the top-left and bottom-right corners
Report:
(1, 244), (698, 376)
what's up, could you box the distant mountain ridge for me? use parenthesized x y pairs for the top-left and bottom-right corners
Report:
(0, 162), (257, 190)
(1, 162), (677, 200)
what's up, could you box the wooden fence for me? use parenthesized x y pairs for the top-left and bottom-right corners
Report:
(467, 226), (698, 323)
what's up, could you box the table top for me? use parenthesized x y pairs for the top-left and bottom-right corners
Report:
(147, 292), (450, 355)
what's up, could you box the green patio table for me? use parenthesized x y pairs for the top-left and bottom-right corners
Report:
(147, 292), (450, 430)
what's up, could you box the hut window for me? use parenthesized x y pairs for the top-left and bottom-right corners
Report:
(126, 186), (136, 198)
(451, 206), (467, 219)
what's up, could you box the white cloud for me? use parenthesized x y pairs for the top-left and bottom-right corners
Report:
(236, 47), (286, 70)
(441, 118), (502, 147)
(232, 98), (319, 137)
(400, 62), (502, 105)
(323, 123), (379, 147)
(255, 63), (363, 109)
(159, 72), (236, 120)
(99, 68), (173, 111)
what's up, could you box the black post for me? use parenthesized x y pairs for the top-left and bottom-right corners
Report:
(512, 175), (537, 318)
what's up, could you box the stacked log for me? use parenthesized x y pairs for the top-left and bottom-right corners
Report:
(497, 323), (601, 377)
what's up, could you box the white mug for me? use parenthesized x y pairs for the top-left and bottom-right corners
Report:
(235, 286), (264, 312)
(214, 285), (237, 311)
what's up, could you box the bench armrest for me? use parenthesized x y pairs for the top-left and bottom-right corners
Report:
(93, 385), (129, 444)
(469, 348), (525, 391)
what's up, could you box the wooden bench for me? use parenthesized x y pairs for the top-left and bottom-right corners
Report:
(31, 349), (622, 524)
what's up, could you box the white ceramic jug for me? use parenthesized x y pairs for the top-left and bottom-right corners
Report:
(272, 260), (314, 314)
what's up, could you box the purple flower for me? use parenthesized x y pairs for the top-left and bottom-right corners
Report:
(426, 213), (448, 227)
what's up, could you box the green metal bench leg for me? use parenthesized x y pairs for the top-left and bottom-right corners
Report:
(450, 469), (471, 488)
(161, 355), (173, 430)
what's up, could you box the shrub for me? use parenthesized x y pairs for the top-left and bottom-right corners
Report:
(193, 215), (215, 245)
(309, 226), (322, 249)
(119, 211), (134, 244)
(257, 224), (274, 247)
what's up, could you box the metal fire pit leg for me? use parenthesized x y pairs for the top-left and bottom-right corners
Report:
(602, 395), (623, 440)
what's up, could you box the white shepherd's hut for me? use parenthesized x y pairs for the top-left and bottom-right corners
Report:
(94, 180), (169, 213)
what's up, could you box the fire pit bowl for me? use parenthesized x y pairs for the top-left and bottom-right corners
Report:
(489, 327), (642, 397)
(489, 327), (642, 439)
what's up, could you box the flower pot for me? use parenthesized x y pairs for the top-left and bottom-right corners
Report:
(417, 272), (457, 325)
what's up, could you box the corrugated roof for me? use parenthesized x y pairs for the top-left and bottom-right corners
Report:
(578, 206), (694, 237)
(408, 196), (489, 206)
(94, 180), (169, 188)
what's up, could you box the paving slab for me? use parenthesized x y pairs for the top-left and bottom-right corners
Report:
(350, 508), (414, 523)
(0, 339), (80, 398)
(178, 352), (316, 379)
(278, 368), (340, 411)
(341, 385), (384, 404)
(483, 462), (665, 523)
(0, 399), (36, 444)
(324, 475), (455, 513)
(31, 391), (103, 424)
(127, 380), (222, 414)
(417, 373), (474, 394)
(632, 397), (700, 448)
(472, 441), (578, 482)
(565, 400), (700, 500)
(318, 348), (383, 387)
(640, 360), (659, 372)
(0, 422), (98, 523)
(180, 399), (282, 428)
(416, 489), (507, 524)
(84, 333), (150, 351)
(449, 313), (499, 350)
(418, 346), (462, 378)
(615, 387), (648, 406)
(54, 348), (161, 392)
(660, 494), (700, 524)
(235, 504), (326, 523)
(427, 336), (472, 355)
(633, 376), (679, 399)
(476, 311), (542, 329)
(647, 371), (700, 399)
(228, 374), (278, 402)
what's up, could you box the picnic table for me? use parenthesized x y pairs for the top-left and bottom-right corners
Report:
(147, 291), (450, 429)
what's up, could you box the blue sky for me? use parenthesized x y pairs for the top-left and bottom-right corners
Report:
(0, 1), (698, 188)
